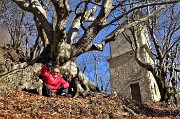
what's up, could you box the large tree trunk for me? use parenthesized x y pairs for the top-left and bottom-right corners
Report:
(155, 77), (166, 102)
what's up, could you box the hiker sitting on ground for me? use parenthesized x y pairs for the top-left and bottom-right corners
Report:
(41, 62), (69, 97)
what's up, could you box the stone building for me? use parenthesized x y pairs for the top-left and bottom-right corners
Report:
(0, 26), (11, 47)
(108, 26), (161, 103)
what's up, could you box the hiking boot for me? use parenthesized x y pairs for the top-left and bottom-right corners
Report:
(60, 93), (66, 96)
(66, 94), (72, 98)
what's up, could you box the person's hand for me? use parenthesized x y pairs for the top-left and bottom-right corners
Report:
(47, 61), (53, 72)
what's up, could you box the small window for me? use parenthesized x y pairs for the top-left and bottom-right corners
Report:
(154, 83), (157, 95)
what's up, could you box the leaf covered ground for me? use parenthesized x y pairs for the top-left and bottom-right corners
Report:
(0, 89), (180, 119)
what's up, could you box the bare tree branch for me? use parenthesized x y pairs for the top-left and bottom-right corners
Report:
(13, 0), (54, 41)
(103, 0), (180, 27)
(74, 0), (113, 55)
(74, 4), (168, 54)
(67, 0), (101, 44)
(90, 4), (166, 52)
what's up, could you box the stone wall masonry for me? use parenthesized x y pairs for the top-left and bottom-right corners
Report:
(109, 49), (161, 103)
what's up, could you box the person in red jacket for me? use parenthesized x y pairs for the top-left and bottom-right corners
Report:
(41, 63), (69, 97)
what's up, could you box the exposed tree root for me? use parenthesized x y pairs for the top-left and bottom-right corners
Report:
(123, 105), (137, 116)
(61, 61), (106, 98)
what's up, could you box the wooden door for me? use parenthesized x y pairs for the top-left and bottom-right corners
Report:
(130, 83), (142, 102)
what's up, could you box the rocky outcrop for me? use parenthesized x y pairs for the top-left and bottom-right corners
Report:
(0, 62), (43, 95)
(0, 47), (43, 95)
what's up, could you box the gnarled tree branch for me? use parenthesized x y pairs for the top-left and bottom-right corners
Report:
(67, 0), (101, 44)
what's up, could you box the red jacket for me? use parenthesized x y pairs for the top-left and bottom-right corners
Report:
(41, 65), (69, 92)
